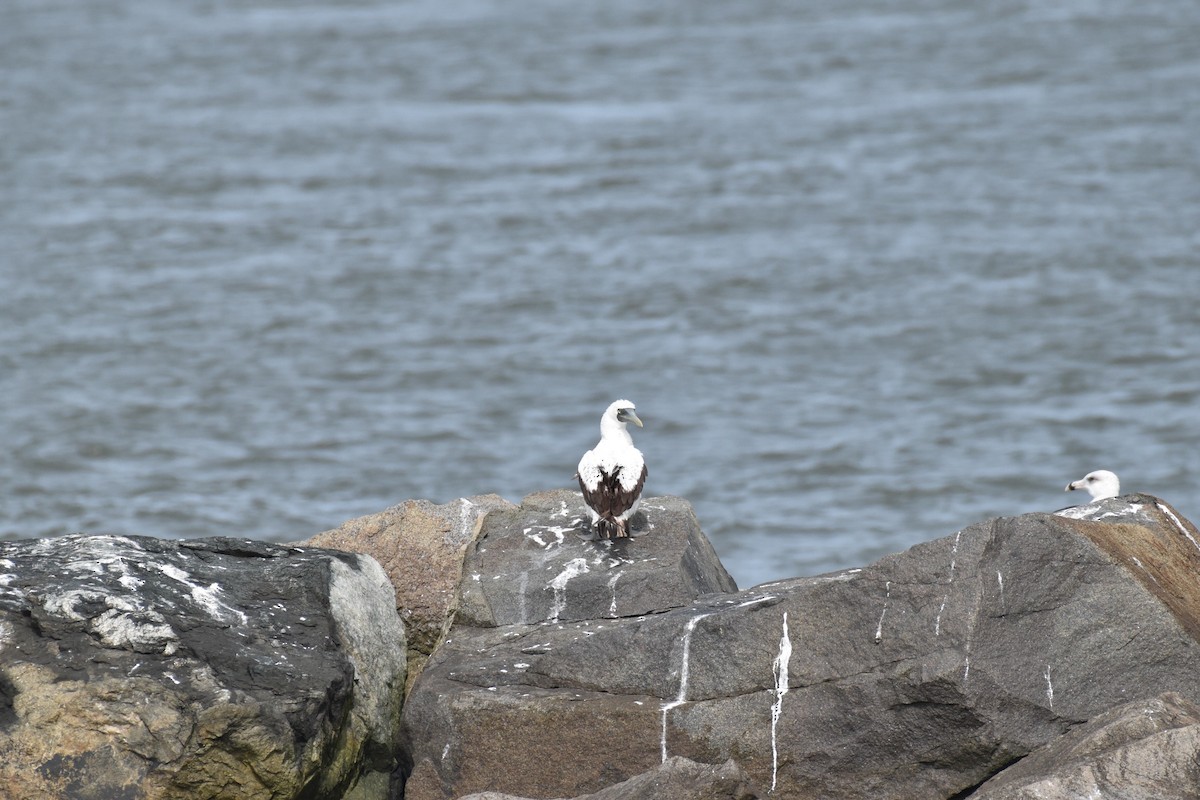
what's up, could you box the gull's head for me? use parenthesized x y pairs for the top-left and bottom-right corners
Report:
(1065, 469), (1120, 501)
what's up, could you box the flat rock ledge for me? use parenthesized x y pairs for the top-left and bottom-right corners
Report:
(0, 535), (406, 800)
(397, 492), (1200, 800)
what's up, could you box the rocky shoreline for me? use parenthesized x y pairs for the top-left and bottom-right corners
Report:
(3, 491), (1200, 798)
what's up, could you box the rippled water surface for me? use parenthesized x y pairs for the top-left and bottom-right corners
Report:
(4, 0), (1199, 588)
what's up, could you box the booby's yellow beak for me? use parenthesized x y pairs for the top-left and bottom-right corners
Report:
(618, 408), (643, 427)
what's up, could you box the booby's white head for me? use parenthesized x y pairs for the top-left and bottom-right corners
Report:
(1065, 469), (1120, 501)
(600, 399), (642, 438)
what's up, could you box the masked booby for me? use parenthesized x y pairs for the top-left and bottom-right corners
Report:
(576, 399), (647, 539)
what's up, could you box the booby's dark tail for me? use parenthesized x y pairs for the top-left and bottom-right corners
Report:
(596, 516), (628, 539)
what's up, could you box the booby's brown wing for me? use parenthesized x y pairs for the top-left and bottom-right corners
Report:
(580, 464), (646, 520)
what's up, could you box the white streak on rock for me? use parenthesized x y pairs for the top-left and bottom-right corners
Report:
(457, 498), (475, 542)
(192, 583), (246, 625)
(547, 557), (590, 623)
(935, 531), (962, 636)
(736, 595), (775, 609)
(660, 612), (712, 763)
(1130, 557), (1162, 587)
(1054, 506), (1091, 519)
(1098, 505), (1135, 519)
(524, 525), (572, 549)
(1157, 503), (1200, 553)
(770, 612), (792, 793)
(1044, 665), (1054, 710)
(156, 564), (189, 582)
(963, 656), (970, 682)
(157, 564), (248, 625)
(874, 581), (891, 643)
(811, 570), (860, 584)
(118, 574), (143, 591)
(607, 570), (624, 617)
(996, 571), (1005, 613)
(1059, 501), (1143, 520)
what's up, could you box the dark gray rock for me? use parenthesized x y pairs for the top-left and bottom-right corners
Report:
(458, 757), (760, 800)
(400, 494), (1200, 800)
(0, 534), (406, 800)
(455, 490), (738, 628)
(968, 692), (1200, 800)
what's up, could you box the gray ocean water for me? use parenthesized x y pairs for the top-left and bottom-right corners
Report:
(3, 0), (1199, 589)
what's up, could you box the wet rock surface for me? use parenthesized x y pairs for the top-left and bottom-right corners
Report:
(399, 493), (1200, 800)
(0, 534), (405, 800)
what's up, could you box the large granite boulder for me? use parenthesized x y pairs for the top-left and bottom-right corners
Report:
(0, 534), (406, 800)
(399, 490), (739, 798)
(399, 493), (1200, 799)
(302, 494), (514, 690)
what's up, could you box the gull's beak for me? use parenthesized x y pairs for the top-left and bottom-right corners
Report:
(1065, 480), (1078, 492)
(619, 409), (643, 428)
